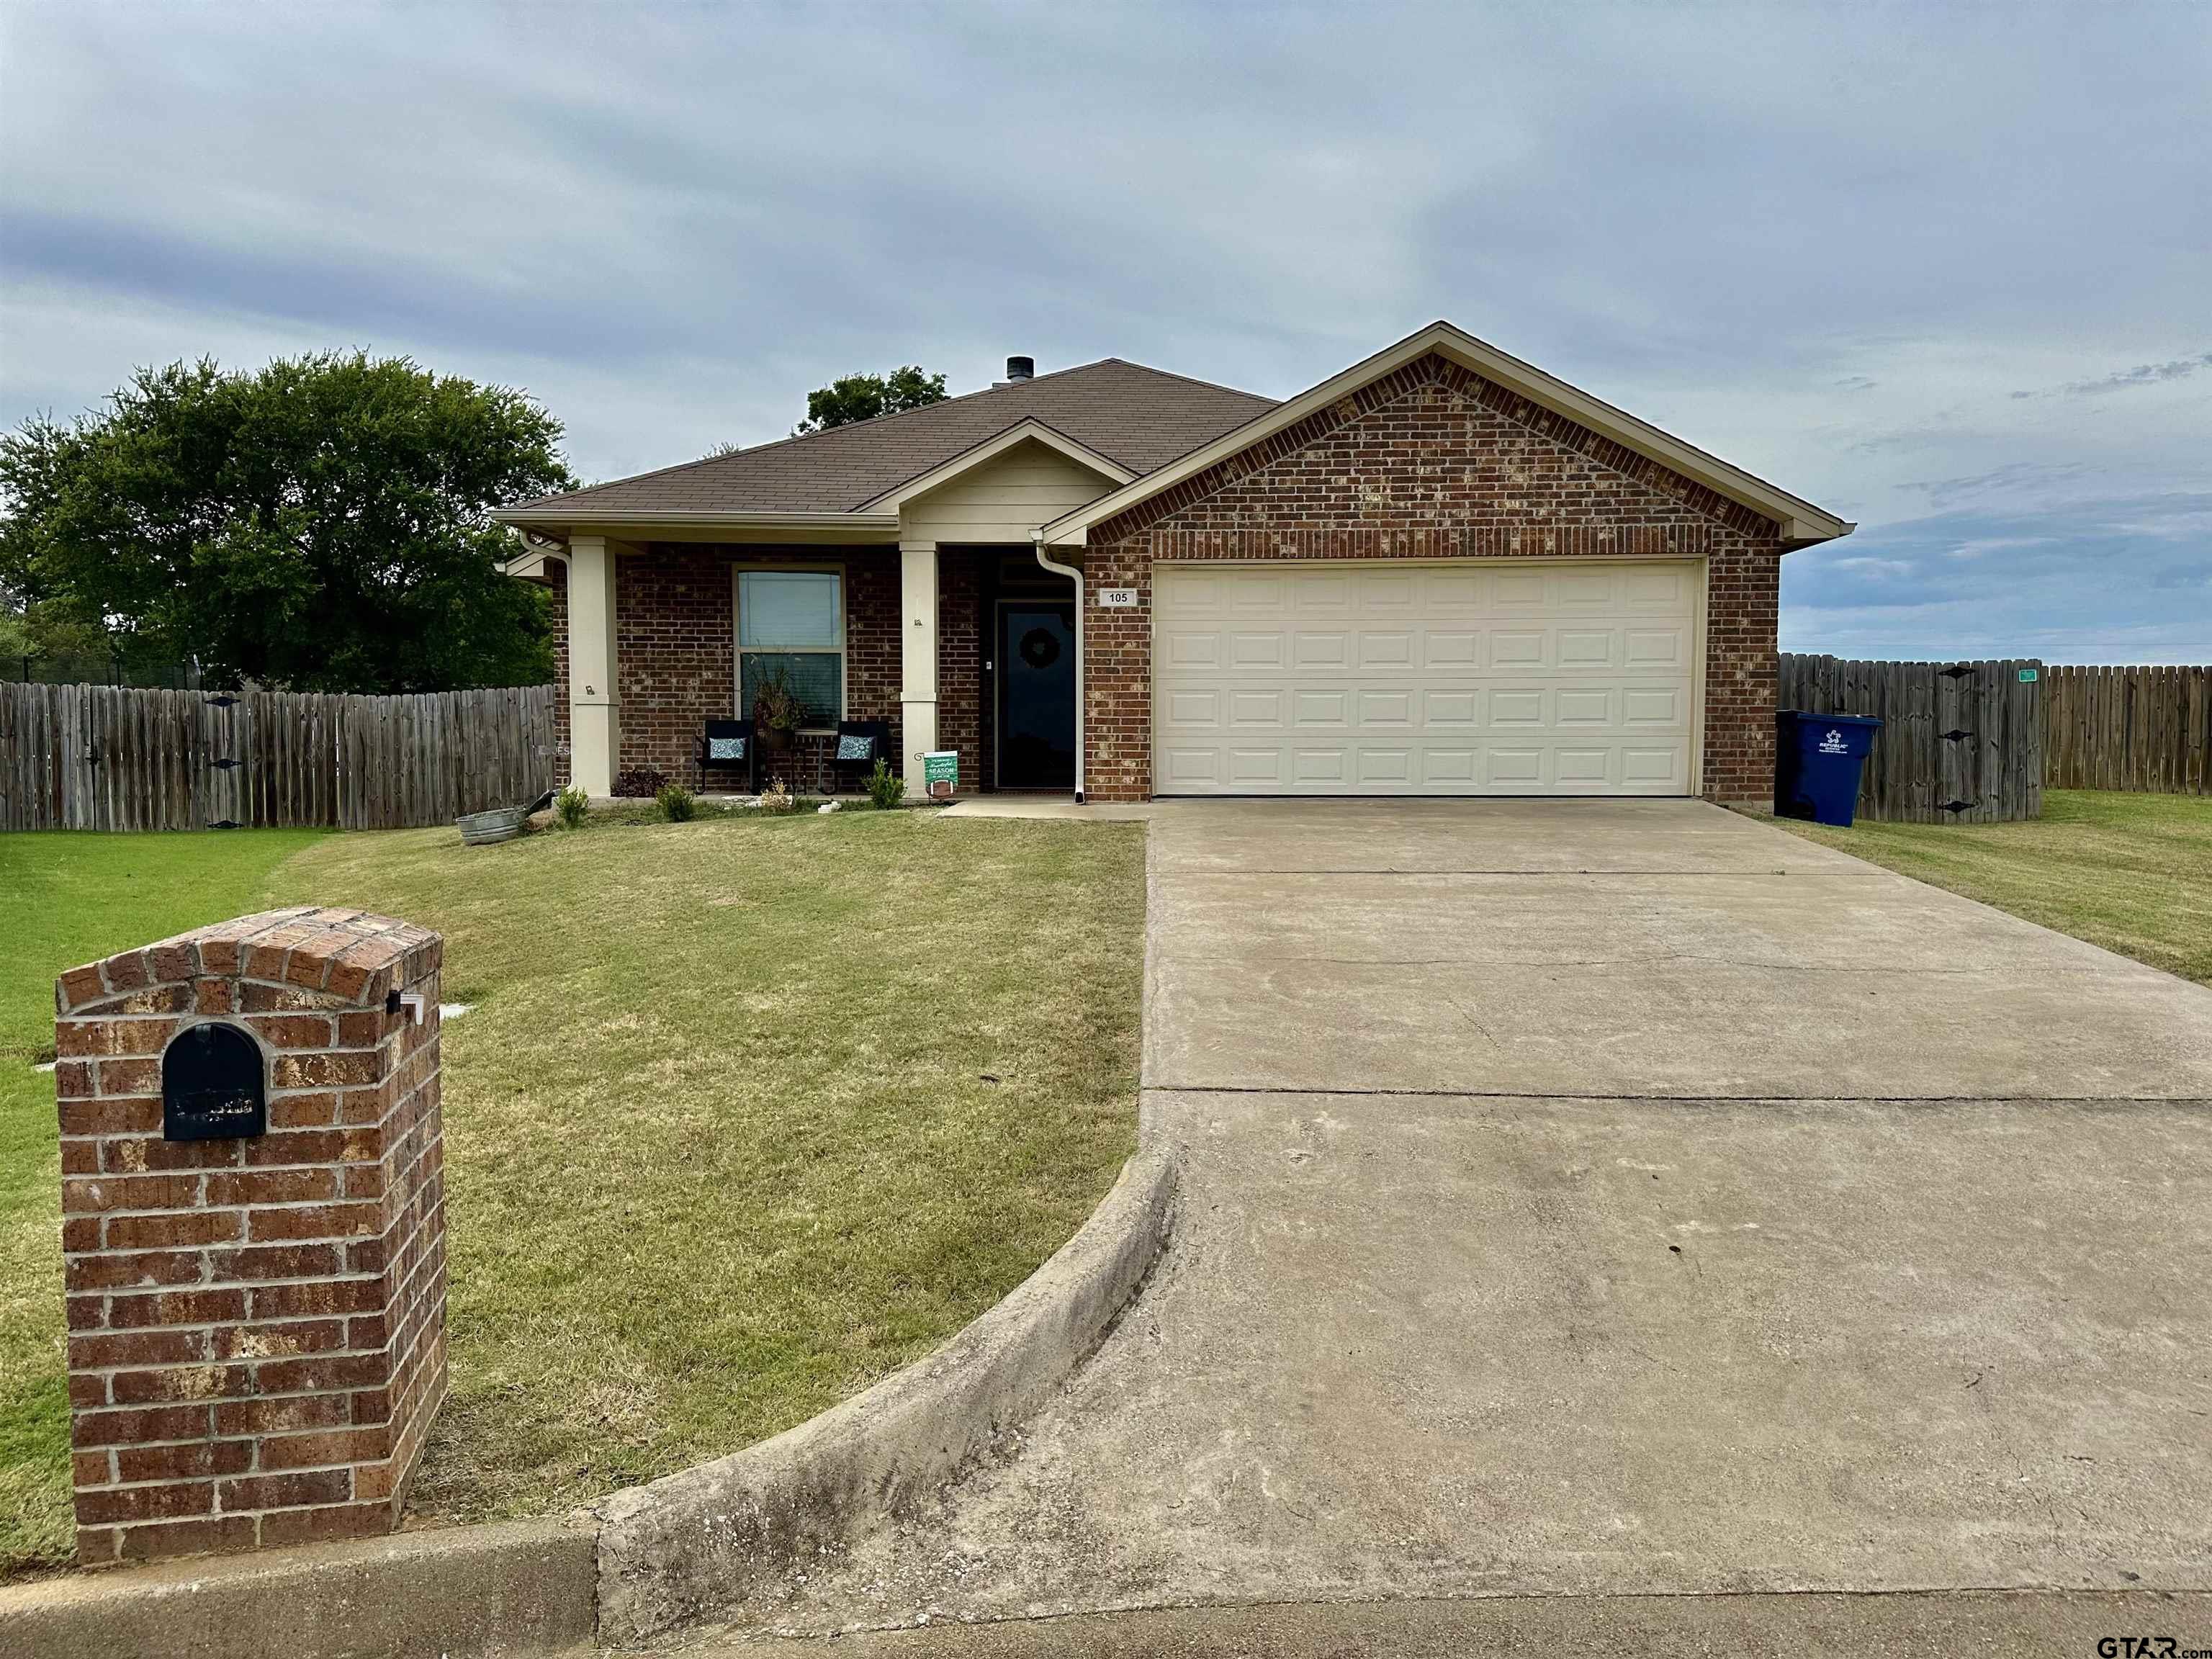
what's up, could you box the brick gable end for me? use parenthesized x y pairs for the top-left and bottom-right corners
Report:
(1081, 353), (1785, 804)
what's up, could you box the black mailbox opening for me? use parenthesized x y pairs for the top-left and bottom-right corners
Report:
(162, 1023), (267, 1141)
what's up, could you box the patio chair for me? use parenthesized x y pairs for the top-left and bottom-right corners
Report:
(696, 718), (756, 793)
(828, 718), (892, 794)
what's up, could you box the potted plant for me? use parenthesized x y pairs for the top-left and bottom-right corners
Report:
(752, 664), (801, 754)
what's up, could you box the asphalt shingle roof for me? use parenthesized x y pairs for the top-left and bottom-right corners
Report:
(508, 359), (1277, 518)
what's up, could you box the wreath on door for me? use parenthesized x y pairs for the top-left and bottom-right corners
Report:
(1019, 627), (1061, 670)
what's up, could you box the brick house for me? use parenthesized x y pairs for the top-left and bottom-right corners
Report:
(495, 321), (1851, 804)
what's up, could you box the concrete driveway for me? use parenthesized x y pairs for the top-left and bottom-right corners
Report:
(732, 800), (2212, 1634)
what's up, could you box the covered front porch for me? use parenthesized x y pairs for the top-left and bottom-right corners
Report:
(543, 537), (1082, 800)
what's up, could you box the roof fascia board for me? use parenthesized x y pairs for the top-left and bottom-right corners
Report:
(491, 508), (900, 547)
(490, 508), (898, 528)
(855, 420), (1137, 512)
(1042, 322), (1853, 546)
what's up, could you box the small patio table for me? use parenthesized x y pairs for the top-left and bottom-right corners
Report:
(791, 729), (835, 794)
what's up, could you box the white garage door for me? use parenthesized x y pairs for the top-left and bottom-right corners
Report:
(1151, 560), (1699, 796)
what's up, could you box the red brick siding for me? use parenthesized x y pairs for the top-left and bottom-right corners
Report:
(55, 909), (446, 1565)
(846, 556), (901, 766)
(545, 561), (570, 787)
(606, 547), (903, 783)
(1701, 536), (1781, 804)
(976, 586), (997, 795)
(1082, 353), (1784, 803)
(938, 551), (984, 788)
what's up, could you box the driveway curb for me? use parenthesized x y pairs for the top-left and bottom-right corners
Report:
(0, 1514), (598, 1659)
(677, 1588), (2212, 1658)
(0, 1147), (1178, 1657)
(594, 1143), (1179, 1645)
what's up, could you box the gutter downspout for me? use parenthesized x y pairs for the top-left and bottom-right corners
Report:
(1032, 531), (1085, 804)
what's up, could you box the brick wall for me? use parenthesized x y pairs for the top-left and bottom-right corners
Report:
(938, 550), (984, 788)
(546, 559), (570, 788)
(1082, 352), (1786, 803)
(846, 555), (900, 769)
(613, 547), (737, 783)
(55, 908), (446, 1565)
(606, 546), (903, 783)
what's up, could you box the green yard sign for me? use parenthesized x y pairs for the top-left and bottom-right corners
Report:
(922, 750), (959, 794)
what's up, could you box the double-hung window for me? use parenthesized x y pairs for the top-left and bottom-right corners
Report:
(737, 569), (844, 729)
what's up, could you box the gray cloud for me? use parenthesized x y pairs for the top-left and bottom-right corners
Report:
(2013, 352), (2212, 399)
(1895, 462), (2092, 512)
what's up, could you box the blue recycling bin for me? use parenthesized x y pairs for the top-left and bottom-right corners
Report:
(1775, 711), (1882, 827)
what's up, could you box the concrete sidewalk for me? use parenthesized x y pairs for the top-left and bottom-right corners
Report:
(691, 800), (2212, 1639)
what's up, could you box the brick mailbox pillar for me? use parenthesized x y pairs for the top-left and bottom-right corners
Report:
(54, 907), (448, 1565)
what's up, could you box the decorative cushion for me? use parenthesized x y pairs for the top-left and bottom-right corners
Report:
(835, 734), (876, 762)
(708, 736), (747, 760)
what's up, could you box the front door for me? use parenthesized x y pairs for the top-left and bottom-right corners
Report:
(997, 603), (1077, 789)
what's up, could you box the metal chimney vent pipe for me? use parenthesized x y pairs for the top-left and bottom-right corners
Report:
(1005, 355), (1034, 382)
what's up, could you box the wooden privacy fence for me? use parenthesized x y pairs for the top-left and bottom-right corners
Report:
(0, 683), (558, 832)
(2042, 665), (2212, 796)
(1777, 655), (2044, 824)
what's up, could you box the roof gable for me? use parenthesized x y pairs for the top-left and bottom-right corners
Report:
(1043, 321), (1852, 548)
(856, 419), (1133, 511)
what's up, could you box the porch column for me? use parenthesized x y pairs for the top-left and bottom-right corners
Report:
(900, 538), (938, 794)
(567, 535), (622, 797)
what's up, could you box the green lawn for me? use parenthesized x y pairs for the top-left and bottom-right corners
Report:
(0, 829), (328, 1575)
(0, 811), (1143, 1578)
(1772, 788), (2212, 988)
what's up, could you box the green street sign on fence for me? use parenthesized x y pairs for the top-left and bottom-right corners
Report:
(2018, 667), (2039, 683)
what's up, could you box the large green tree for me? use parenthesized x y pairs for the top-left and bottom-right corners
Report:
(791, 364), (947, 435)
(0, 352), (574, 692)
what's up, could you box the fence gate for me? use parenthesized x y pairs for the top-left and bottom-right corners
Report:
(1779, 655), (2044, 824)
(1, 680), (556, 832)
(198, 694), (247, 828)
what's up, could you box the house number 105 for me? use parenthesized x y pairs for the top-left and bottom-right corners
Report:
(1095, 588), (1138, 609)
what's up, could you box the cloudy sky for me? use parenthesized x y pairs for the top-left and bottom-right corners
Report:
(3, 1), (2207, 661)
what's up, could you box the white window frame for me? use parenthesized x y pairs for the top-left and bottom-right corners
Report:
(732, 563), (848, 731)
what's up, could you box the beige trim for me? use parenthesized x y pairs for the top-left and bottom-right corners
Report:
(1043, 320), (1854, 549)
(856, 420), (1135, 512)
(1688, 558), (1708, 798)
(501, 544), (559, 583)
(490, 508), (900, 547)
(567, 536), (631, 798)
(899, 543), (939, 793)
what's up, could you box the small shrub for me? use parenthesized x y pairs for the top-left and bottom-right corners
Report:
(656, 783), (697, 822)
(866, 757), (906, 811)
(760, 775), (795, 814)
(613, 766), (667, 799)
(554, 785), (589, 829)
